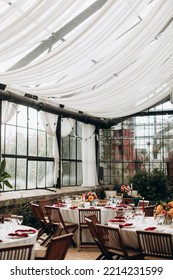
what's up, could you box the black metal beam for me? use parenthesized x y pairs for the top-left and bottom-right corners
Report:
(0, 89), (110, 128)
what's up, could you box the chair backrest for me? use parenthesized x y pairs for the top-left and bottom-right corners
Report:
(45, 205), (65, 228)
(84, 217), (104, 252)
(95, 223), (128, 258)
(0, 244), (33, 260)
(78, 208), (101, 226)
(30, 202), (47, 226)
(136, 230), (173, 259)
(84, 213), (100, 224)
(144, 205), (156, 217)
(137, 200), (149, 207)
(39, 199), (52, 215)
(44, 233), (73, 260)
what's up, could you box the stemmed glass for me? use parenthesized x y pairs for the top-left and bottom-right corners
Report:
(17, 215), (23, 225)
(94, 199), (99, 207)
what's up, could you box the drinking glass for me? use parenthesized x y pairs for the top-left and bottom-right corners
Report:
(17, 215), (23, 225)
(11, 215), (18, 230)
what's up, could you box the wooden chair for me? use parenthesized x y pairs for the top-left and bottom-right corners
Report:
(0, 244), (33, 260)
(45, 205), (78, 247)
(95, 224), (142, 260)
(35, 233), (73, 260)
(136, 230), (173, 259)
(144, 205), (156, 217)
(30, 202), (53, 242)
(84, 213), (100, 224)
(84, 217), (109, 260)
(78, 208), (101, 250)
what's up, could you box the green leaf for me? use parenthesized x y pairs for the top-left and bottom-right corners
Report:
(3, 180), (13, 189)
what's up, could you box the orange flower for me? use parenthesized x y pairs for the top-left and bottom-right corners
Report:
(155, 204), (163, 215)
(88, 195), (94, 202)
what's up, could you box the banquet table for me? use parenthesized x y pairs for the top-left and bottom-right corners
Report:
(53, 205), (127, 244)
(108, 216), (173, 249)
(0, 223), (38, 259)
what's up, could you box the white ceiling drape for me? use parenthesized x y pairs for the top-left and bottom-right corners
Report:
(0, 0), (173, 119)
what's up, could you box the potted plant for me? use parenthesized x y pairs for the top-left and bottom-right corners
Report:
(0, 159), (13, 193)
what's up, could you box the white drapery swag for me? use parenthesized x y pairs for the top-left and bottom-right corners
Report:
(1, 101), (18, 124)
(61, 118), (75, 137)
(39, 110), (59, 185)
(81, 123), (98, 187)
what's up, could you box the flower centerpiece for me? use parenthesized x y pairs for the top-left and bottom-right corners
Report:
(155, 201), (173, 224)
(121, 184), (130, 193)
(83, 191), (98, 203)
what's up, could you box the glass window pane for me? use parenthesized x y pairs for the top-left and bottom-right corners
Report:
(38, 131), (46, 157)
(29, 129), (37, 156)
(70, 162), (76, 185)
(62, 161), (69, 186)
(70, 137), (76, 159)
(4, 158), (15, 191)
(17, 106), (27, 127)
(16, 159), (26, 190)
(28, 108), (38, 129)
(46, 162), (54, 187)
(5, 125), (16, 154)
(37, 161), (45, 188)
(17, 127), (27, 155)
(27, 161), (36, 189)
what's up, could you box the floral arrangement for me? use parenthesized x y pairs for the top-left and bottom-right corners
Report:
(155, 201), (173, 218)
(83, 191), (98, 202)
(121, 184), (130, 193)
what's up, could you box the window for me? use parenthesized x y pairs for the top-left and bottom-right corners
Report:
(1, 105), (54, 191)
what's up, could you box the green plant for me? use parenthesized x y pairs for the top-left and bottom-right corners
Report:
(130, 168), (169, 201)
(0, 159), (13, 190)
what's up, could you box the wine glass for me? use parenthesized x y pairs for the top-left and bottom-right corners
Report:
(17, 215), (23, 225)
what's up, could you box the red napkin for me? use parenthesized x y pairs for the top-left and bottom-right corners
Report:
(114, 216), (125, 219)
(119, 223), (133, 228)
(144, 227), (157, 231)
(90, 206), (95, 209)
(69, 206), (77, 209)
(108, 219), (126, 223)
(0, 239), (3, 242)
(8, 232), (28, 237)
(53, 203), (66, 207)
(15, 229), (37, 234)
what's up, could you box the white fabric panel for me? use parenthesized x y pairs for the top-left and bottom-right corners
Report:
(39, 110), (59, 184)
(81, 124), (98, 187)
(0, 0), (172, 119)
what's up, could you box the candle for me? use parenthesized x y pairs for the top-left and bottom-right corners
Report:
(142, 197), (145, 212)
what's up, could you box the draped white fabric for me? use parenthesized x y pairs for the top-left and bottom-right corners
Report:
(81, 124), (98, 187)
(61, 118), (75, 137)
(1, 101), (18, 124)
(39, 110), (59, 184)
(0, 0), (173, 119)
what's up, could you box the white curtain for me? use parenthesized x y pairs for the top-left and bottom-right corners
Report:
(81, 123), (98, 187)
(61, 118), (75, 137)
(39, 111), (59, 185)
(1, 101), (18, 124)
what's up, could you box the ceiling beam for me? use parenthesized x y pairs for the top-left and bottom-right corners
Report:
(0, 89), (110, 128)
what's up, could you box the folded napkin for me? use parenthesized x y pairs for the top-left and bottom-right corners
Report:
(90, 206), (95, 209)
(53, 203), (66, 207)
(8, 232), (28, 237)
(0, 239), (3, 242)
(144, 227), (157, 231)
(119, 223), (133, 229)
(108, 219), (126, 223)
(114, 216), (125, 219)
(69, 206), (77, 209)
(15, 229), (37, 234)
